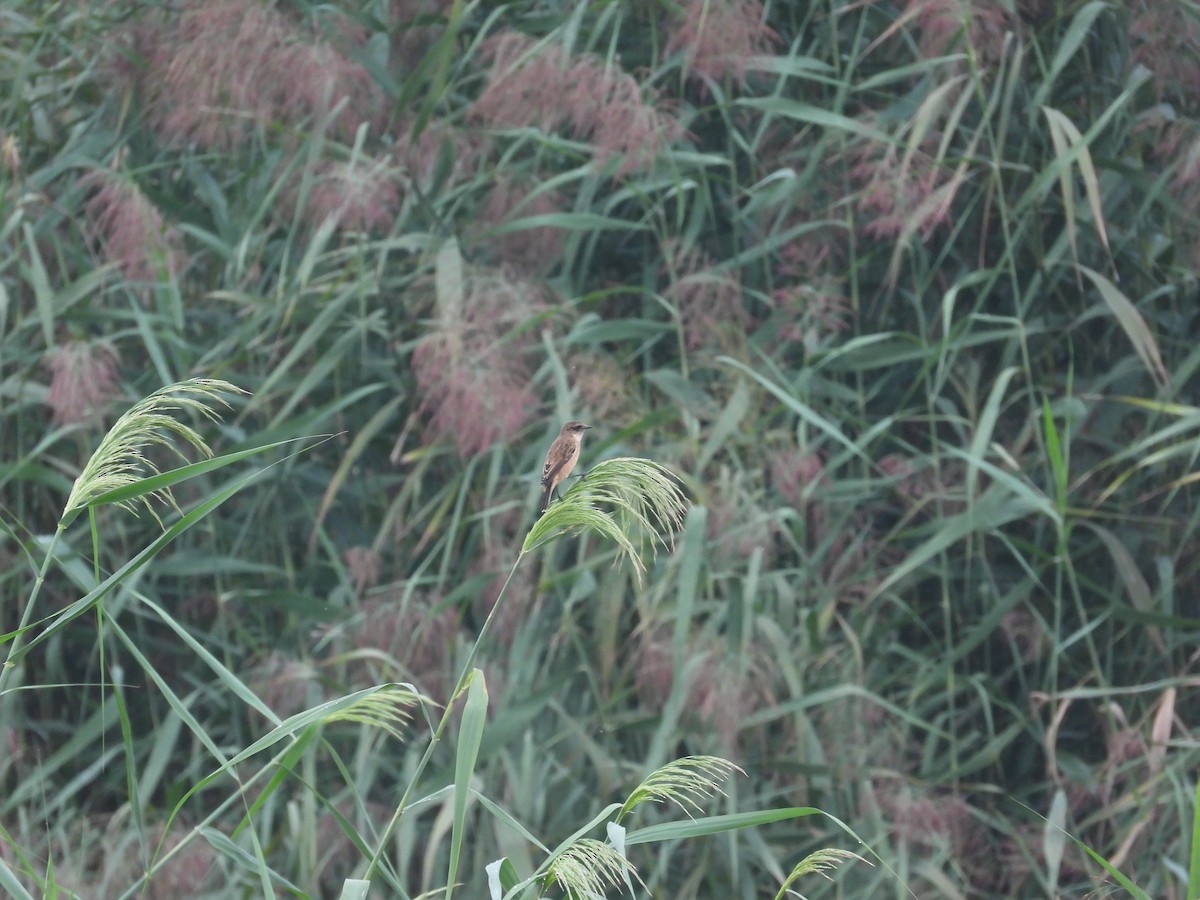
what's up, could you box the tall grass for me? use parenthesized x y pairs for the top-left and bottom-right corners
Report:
(3, 0), (1200, 896)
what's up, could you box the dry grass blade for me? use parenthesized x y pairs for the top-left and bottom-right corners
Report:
(1079, 266), (1169, 391)
(1043, 106), (1112, 270)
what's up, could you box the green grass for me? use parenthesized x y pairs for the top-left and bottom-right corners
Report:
(3, 0), (1200, 897)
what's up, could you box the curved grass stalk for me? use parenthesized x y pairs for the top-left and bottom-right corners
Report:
(774, 849), (871, 900)
(363, 455), (689, 884)
(523, 456), (689, 582)
(618, 755), (744, 821)
(0, 379), (244, 699)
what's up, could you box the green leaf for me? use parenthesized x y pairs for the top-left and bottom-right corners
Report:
(447, 670), (488, 900)
(485, 857), (521, 899)
(85, 438), (308, 509)
(625, 807), (827, 845)
(735, 98), (891, 142)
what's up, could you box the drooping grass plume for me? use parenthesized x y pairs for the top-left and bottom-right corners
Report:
(774, 849), (871, 899)
(1, 378), (245, 699)
(83, 163), (182, 285)
(320, 683), (418, 743)
(523, 457), (689, 581)
(363, 457), (689, 882)
(44, 338), (122, 426)
(544, 837), (638, 898)
(618, 755), (744, 821)
(62, 378), (245, 521)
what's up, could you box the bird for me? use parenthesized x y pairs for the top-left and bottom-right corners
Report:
(539, 421), (591, 513)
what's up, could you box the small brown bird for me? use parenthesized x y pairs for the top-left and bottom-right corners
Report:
(540, 421), (591, 513)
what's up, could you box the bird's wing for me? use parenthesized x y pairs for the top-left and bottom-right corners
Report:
(541, 444), (576, 486)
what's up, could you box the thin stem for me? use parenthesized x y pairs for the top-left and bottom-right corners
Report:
(363, 551), (529, 880)
(0, 524), (65, 698)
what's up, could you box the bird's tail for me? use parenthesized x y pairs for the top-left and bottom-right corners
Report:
(539, 481), (553, 514)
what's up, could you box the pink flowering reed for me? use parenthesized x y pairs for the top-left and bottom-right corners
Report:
(130, 0), (380, 150)
(137, 822), (220, 897)
(665, 0), (779, 86)
(1130, 0), (1200, 106)
(768, 281), (851, 351)
(567, 349), (637, 428)
(904, 0), (1015, 69)
(769, 449), (827, 509)
(84, 168), (182, 285)
(630, 624), (777, 752)
(850, 138), (957, 242)
(410, 268), (549, 457)
(472, 175), (567, 276)
(44, 339), (121, 427)
(471, 30), (683, 175)
(342, 545), (382, 596)
(248, 651), (322, 719)
(297, 155), (402, 233)
(391, 0), (448, 71)
(397, 115), (489, 193)
(661, 244), (749, 350)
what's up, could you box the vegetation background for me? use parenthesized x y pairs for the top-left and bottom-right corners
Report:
(2, 0), (1199, 896)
